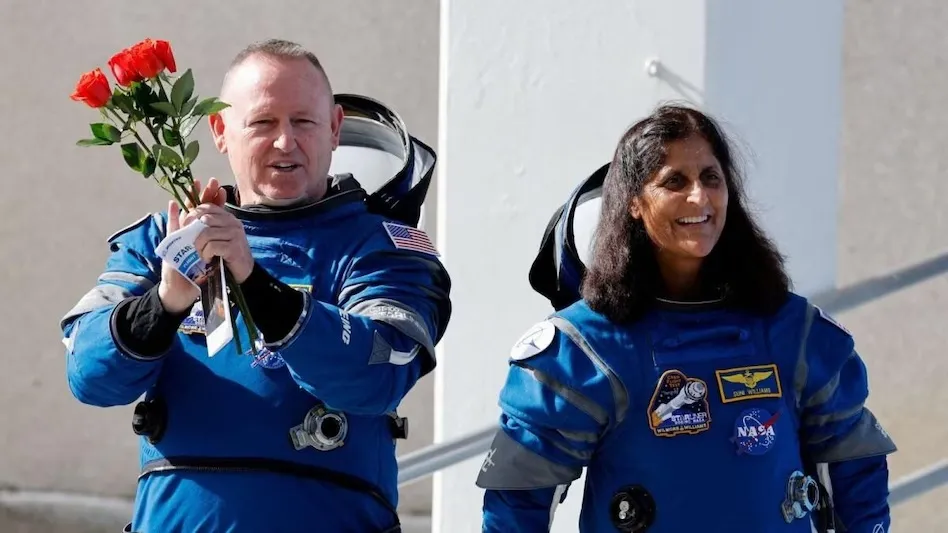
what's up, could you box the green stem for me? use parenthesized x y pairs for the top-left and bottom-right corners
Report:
(227, 278), (245, 356)
(102, 107), (188, 209)
(228, 276), (261, 354)
(155, 76), (170, 102)
(164, 176), (187, 210)
(150, 78), (202, 208)
(137, 121), (198, 209)
(101, 108), (127, 131)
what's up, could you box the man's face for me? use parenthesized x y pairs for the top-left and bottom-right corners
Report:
(210, 54), (343, 206)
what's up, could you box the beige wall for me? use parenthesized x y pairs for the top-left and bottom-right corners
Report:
(0, 0), (946, 528)
(839, 1), (948, 527)
(0, 0), (439, 518)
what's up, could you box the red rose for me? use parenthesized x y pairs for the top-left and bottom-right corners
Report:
(70, 68), (111, 108)
(153, 39), (177, 73)
(108, 49), (143, 86)
(108, 39), (176, 85)
(128, 39), (164, 79)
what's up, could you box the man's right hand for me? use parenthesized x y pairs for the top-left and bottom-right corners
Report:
(157, 179), (227, 314)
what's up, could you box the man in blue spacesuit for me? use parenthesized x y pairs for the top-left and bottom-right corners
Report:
(475, 105), (896, 532)
(60, 39), (450, 533)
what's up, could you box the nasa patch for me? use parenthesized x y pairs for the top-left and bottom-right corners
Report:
(732, 407), (779, 455)
(178, 302), (205, 335)
(647, 369), (711, 437)
(509, 321), (556, 361)
(252, 347), (286, 370)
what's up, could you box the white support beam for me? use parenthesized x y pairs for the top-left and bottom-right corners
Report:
(434, 1), (843, 531)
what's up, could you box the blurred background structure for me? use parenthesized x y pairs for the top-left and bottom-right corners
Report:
(0, 1), (945, 532)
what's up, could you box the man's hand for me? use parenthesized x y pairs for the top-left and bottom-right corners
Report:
(156, 178), (230, 314)
(157, 199), (201, 314)
(187, 204), (254, 284)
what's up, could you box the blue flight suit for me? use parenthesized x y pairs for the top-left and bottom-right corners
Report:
(476, 295), (896, 532)
(476, 162), (896, 532)
(61, 177), (451, 532)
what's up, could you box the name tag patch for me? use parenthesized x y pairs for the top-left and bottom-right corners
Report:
(715, 364), (782, 404)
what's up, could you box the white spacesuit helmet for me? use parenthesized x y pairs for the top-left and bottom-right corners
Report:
(529, 163), (608, 310)
(328, 94), (436, 227)
(570, 180), (603, 269)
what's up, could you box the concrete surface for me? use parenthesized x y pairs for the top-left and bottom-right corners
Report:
(837, 1), (948, 527)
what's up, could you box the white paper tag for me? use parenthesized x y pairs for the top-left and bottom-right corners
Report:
(155, 220), (211, 288)
(155, 221), (234, 357)
(201, 257), (234, 357)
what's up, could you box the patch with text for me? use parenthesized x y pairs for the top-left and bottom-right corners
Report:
(732, 407), (778, 455)
(715, 364), (782, 404)
(647, 369), (711, 437)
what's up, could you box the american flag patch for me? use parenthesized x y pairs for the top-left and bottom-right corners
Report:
(383, 221), (440, 257)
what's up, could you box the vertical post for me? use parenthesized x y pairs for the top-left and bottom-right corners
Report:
(434, 1), (842, 531)
(703, 0), (844, 298)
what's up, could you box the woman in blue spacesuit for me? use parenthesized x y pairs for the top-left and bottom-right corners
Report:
(476, 104), (896, 532)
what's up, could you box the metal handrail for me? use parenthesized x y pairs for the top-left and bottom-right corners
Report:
(889, 458), (948, 506)
(396, 251), (948, 503)
(398, 426), (497, 486)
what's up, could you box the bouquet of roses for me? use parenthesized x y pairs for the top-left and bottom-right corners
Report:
(70, 38), (261, 357)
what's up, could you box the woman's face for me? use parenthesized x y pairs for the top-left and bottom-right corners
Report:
(631, 135), (729, 263)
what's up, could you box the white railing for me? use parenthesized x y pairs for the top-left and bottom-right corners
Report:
(397, 251), (948, 508)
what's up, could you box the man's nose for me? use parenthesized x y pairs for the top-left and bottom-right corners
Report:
(273, 124), (297, 152)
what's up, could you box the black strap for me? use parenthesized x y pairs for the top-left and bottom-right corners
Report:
(140, 456), (400, 526)
(803, 460), (845, 533)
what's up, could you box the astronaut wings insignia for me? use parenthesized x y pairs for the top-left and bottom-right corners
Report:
(721, 370), (773, 389)
(715, 364), (782, 404)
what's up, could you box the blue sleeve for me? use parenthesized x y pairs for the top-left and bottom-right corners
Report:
(273, 221), (451, 416)
(476, 319), (623, 532)
(60, 213), (171, 407)
(797, 305), (897, 463)
(483, 487), (566, 533)
(796, 304), (896, 531)
(827, 455), (891, 533)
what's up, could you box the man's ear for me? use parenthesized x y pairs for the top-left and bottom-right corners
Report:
(329, 103), (344, 151)
(630, 197), (643, 219)
(209, 113), (227, 154)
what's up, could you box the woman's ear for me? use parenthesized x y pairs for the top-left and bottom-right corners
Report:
(630, 197), (642, 220)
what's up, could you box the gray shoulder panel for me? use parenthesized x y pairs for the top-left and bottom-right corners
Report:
(475, 429), (582, 490)
(60, 284), (134, 329)
(547, 315), (629, 426)
(346, 298), (436, 362)
(792, 303), (818, 412)
(809, 408), (898, 463)
(521, 366), (609, 427)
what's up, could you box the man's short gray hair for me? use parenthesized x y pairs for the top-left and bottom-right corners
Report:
(226, 38), (334, 97)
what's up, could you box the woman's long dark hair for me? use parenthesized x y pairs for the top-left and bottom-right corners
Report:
(581, 103), (790, 323)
